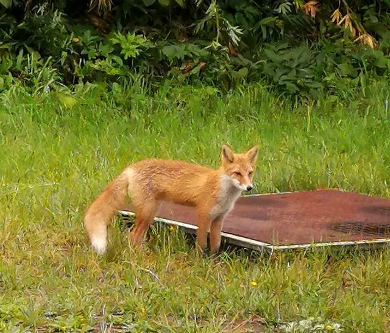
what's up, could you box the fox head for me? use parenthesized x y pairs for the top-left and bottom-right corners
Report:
(220, 144), (259, 191)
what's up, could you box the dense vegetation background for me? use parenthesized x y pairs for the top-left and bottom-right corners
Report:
(1, 0), (390, 98)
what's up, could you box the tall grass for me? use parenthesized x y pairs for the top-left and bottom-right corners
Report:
(0, 80), (389, 332)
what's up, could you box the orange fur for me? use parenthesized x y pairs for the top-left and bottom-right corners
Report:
(84, 145), (259, 254)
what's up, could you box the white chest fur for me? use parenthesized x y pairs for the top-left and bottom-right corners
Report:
(209, 174), (242, 220)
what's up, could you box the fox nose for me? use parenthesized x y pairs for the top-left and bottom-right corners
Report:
(246, 185), (253, 191)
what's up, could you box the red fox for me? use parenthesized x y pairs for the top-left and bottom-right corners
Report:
(84, 145), (258, 254)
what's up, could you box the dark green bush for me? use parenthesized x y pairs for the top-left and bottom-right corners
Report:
(0, 0), (390, 97)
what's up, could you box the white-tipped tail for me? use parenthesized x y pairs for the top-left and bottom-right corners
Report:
(91, 234), (107, 255)
(84, 167), (134, 255)
(84, 212), (109, 255)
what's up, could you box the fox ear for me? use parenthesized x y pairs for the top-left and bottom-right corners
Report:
(221, 144), (235, 163)
(246, 145), (259, 163)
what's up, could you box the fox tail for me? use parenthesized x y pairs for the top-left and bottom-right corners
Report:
(84, 168), (133, 254)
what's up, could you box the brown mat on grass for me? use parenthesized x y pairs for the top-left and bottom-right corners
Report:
(120, 190), (390, 250)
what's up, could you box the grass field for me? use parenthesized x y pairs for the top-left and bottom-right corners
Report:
(0, 80), (390, 332)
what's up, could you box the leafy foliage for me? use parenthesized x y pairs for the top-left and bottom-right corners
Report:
(1, 0), (390, 97)
(261, 44), (322, 97)
(111, 32), (150, 59)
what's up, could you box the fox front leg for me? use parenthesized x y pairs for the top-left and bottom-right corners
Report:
(209, 215), (225, 254)
(196, 211), (212, 252)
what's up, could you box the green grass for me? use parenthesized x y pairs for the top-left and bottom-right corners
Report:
(0, 80), (390, 332)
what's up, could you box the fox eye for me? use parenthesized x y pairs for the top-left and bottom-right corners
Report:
(248, 171), (253, 177)
(233, 172), (242, 177)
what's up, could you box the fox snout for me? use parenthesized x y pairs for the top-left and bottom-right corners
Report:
(242, 177), (254, 191)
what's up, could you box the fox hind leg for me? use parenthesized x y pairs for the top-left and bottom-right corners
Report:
(128, 201), (159, 247)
